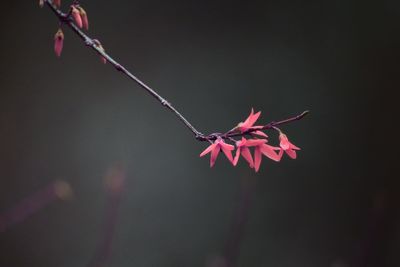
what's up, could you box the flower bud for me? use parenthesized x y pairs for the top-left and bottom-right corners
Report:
(71, 6), (83, 28)
(54, 28), (64, 57)
(93, 39), (107, 64)
(77, 6), (89, 30)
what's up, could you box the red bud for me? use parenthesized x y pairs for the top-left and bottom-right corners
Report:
(71, 6), (83, 28)
(77, 6), (89, 30)
(54, 28), (64, 57)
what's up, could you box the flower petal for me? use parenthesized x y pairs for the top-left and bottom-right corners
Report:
(220, 144), (234, 164)
(233, 147), (241, 166)
(247, 110), (261, 127)
(246, 139), (267, 147)
(289, 142), (301, 150)
(235, 137), (247, 147)
(251, 125), (264, 129)
(200, 143), (216, 157)
(241, 108), (254, 127)
(280, 141), (290, 150)
(241, 146), (254, 168)
(220, 142), (234, 151)
(254, 147), (262, 172)
(260, 144), (281, 162)
(285, 148), (297, 159)
(210, 145), (221, 167)
(279, 133), (291, 150)
(277, 148), (284, 160)
(240, 108), (260, 131)
(253, 130), (268, 138)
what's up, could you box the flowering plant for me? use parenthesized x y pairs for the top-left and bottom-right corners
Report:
(39, 0), (308, 172)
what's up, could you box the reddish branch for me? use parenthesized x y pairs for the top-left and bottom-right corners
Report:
(41, 0), (308, 143)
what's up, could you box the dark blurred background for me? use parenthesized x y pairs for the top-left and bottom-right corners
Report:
(0, 0), (399, 266)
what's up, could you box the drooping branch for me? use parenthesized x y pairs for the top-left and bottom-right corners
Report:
(40, 0), (309, 171)
(44, 0), (204, 138)
(42, 0), (308, 143)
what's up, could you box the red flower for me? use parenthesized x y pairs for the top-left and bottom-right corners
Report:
(246, 139), (282, 172)
(233, 137), (254, 168)
(237, 108), (268, 137)
(200, 138), (234, 167)
(54, 28), (64, 57)
(279, 133), (300, 159)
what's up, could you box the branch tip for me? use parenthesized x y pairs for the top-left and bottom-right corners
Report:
(300, 110), (310, 118)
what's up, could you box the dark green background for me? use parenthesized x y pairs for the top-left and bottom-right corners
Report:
(0, 0), (398, 266)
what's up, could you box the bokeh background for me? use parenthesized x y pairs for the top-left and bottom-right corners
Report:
(0, 0), (399, 266)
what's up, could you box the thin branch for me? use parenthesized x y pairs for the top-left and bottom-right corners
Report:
(44, 0), (203, 138)
(43, 0), (308, 143)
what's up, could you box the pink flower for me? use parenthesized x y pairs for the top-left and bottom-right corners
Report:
(233, 137), (254, 168)
(53, 0), (61, 8)
(77, 6), (89, 30)
(246, 139), (282, 172)
(71, 6), (83, 28)
(200, 138), (234, 167)
(54, 28), (64, 57)
(279, 133), (300, 159)
(237, 108), (268, 137)
(39, 0), (44, 8)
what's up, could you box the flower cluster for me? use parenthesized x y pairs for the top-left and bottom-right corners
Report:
(200, 109), (300, 172)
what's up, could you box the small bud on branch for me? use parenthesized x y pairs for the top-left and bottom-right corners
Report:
(93, 39), (107, 64)
(70, 5), (82, 28)
(77, 6), (89, 30)
(54, 28), (64, 57)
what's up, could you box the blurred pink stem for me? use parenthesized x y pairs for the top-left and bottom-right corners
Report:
(223, 176), (257, 267)
(87, 165), (125, 267)
(0, 181), (67, 232)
